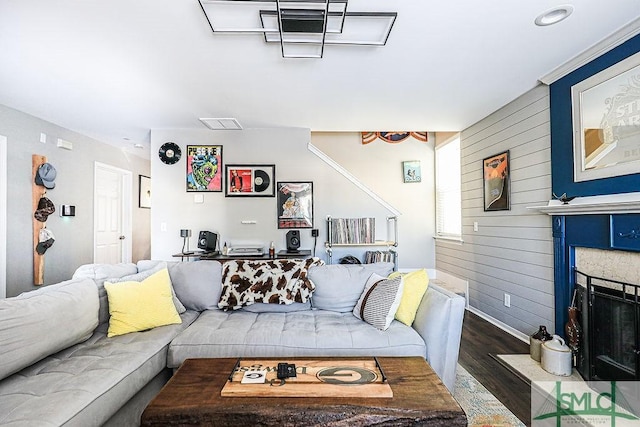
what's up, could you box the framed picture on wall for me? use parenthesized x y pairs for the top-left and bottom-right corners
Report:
(402, 160), (422, 183)
(186, 145), (223, 192)
(225, 164), (275, 197)
(277, 182), (313, 229)
(483, 150), (510, 211)
(138, 175), (151, 209)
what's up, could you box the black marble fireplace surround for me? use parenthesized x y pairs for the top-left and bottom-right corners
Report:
(554, 213), (640, 381)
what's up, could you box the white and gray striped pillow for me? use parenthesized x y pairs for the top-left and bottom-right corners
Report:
(353, 273), (404, 330)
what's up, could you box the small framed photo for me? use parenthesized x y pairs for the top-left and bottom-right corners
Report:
(225, 164), (275, 197)
(402, 160), (422, 183)
(186, 145), (223, 192)
(483, 150), (510, 211)
(277, 182), (313, 229)
(139, 175), (151, 209)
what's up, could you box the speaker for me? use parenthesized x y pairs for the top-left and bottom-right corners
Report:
(198, 231), (218, 251)
(286, 230), (301, 253)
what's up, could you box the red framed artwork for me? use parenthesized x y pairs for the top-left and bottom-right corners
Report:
(225, 164), (275, 197)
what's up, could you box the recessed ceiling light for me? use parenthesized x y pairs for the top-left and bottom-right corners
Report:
(535, 5), (574, 26)
(199, 118), (243, 130)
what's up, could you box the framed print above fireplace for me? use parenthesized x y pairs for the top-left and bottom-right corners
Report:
(571, 51), (640, 182)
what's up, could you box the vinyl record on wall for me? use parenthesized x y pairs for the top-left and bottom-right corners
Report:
(159, 142), (182, 165)
(254, 169), (270, 192)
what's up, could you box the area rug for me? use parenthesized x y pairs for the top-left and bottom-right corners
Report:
(454, 364), (525, 427)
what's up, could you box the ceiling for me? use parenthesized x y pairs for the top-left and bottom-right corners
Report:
(0, 1), (639, 154)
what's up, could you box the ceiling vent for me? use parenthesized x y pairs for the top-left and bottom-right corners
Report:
(199, 118), (243, 130)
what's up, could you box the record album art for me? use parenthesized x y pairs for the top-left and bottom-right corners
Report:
(225, 164), (275, 197)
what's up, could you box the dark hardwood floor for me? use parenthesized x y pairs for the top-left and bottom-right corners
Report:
(459, 310), (531, 425)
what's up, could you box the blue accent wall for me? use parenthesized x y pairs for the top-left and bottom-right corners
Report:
(550, 33), (640, 197)
(550, 32), (640, 336)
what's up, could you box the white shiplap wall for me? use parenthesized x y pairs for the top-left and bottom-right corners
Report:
(435, 84), (555, 335)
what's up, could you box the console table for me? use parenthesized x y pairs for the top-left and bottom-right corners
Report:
(198, 250), (312, 262)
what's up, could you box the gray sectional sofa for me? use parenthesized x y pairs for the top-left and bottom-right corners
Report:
(0, 259), (466, 427)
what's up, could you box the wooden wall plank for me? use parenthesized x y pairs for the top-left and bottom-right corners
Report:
(463, 86), (549, 144)
(436, 84), (555, 334)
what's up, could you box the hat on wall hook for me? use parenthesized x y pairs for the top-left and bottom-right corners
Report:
(34, 196), (55, 222)
(35, 162), (57, 189)
(36, 227), (55, 255)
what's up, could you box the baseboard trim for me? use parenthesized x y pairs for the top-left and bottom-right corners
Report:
(466, 306), (530, 344)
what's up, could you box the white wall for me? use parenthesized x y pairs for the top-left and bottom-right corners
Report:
(312, 132), (436, 268)
(150, 128), (436, 269)
(0, 104), (150, 297)
(436, 85), (554, 335)
(0, 135), (6, 298)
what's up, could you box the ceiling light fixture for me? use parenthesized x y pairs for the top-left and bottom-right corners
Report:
(534, 5), (574, 26)
(198, 0), (397, 58)
(199, 117), (243, 130)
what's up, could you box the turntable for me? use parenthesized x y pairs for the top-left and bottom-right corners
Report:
(226, 246), (264, 257)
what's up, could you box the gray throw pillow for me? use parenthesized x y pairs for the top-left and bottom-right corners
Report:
(352, 273), (404, 330)
(309, 262), (394, 312)
(139, 260), (222, 311)
(72, 263), (139, 325)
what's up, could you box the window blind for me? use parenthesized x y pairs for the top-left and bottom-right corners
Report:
(435, 137), (461, 238)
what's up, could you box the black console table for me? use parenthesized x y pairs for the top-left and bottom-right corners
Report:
(198, 250), (312, 262)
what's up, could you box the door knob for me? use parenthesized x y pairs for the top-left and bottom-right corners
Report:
(119, 235), (125, 240)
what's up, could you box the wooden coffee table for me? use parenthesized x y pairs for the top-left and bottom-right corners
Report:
(141, 357), (466, 426)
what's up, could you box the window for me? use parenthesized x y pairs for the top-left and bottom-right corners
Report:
(435, 136), (462, 239)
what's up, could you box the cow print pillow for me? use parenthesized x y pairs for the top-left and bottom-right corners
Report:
(218, 257), (324, 311)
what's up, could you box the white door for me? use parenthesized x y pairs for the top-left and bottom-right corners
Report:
(94, 162), (132, 264)
(0, 135), (6, 298)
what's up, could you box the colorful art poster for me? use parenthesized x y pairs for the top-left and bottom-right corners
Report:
(483, 150), (510, 211)
(186, 145), (222, 192)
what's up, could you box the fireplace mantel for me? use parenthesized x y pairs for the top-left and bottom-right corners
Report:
(546, 198), (640, 341)
(528, 192), (640, 215)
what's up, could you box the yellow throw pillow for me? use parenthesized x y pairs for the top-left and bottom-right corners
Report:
(389, 269), (429, 326)
(104, 268), (182, 337)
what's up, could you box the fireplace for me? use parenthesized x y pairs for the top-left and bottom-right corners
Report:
(574, 267), (640, 381)
(532, 194), (640, 382)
